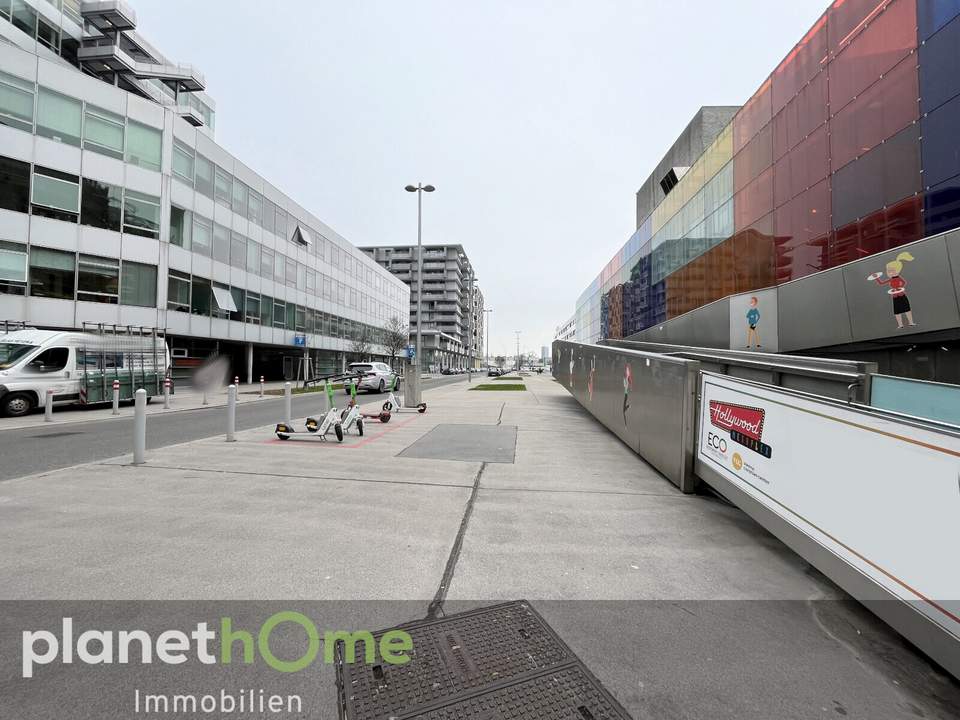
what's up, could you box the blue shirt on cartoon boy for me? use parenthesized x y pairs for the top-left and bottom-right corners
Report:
(746, 307), (760, 327)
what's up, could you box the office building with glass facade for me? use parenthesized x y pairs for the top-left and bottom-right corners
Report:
(0, 0), (409, 382)
(575, 0), (960, 357)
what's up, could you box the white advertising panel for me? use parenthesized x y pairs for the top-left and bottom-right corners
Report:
(697, 373), (960, 640)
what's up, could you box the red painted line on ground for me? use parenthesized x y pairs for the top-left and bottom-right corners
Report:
(261, 412), (424, 448)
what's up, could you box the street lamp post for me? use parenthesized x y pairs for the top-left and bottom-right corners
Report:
(404, 183), (434, 406)
(483, 308), (493, 369)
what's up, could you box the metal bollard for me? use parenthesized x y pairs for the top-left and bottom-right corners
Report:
(202, 390), (208, 406)
(226, 384), (237, 442)
(112, 379), (120, 415)
(133, 389), (146, 465)
(284, 382), (292, 426)
(163, 377), (171, 409)
(44, 388), (54, 422)
(259, 375), (264, 398)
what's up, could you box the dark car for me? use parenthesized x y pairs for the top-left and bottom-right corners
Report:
(487, 368), (502, 377)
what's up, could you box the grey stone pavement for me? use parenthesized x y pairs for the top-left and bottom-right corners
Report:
(0, 375), (957, 719)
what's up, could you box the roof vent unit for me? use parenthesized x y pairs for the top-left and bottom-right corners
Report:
(659, 166), (689, 196)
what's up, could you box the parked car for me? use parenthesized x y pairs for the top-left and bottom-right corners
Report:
(345, 362), (398, 394)
(487, 368), (502, 377)
(441, 368), (455, 375)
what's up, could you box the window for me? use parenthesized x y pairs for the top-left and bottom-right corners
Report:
(80, 178), (122, 232)
(123, 190), (160, 238)
(230, 232), (246, 270)
(169, 205), (191, 249)
(246, 238), (260, 274)
(27, 347), (69, 373)
(121, 261), (156, 307)
(248, 190), (262, 226)
(259, 294), (272, 326)
(286, 302), (296, 330)
(37, 17), (60, 52)
(213, 223), (230, 264)
(125, 121), (162, 171)
(83, 106), (124, 159)
(275, 206), (287, 238)
(0, 71), (35, 132)
(192, 214), (212, 256)
(228, 286), (244, 322)
(273, 299), (285, 328)
(0, 240), (27, 295)
(245, 291), (260, 324)
(36, 87), (81, 146)
(29, 247), (75, 299)
(285, 258), (297, 287)
(32, 166), (79, 221)
(260, 246), (273, 280)
(274, 252), (284, 283)
(232, 180), (247, 218)
(214, 167), (232, 208)
(0, 156), (30, 212)
(191, 276), (211, 316)
(295, 305), (306, 332)
(172, 141), (194, 184)
(11, 1), (37, 40)
(262, 198), (275, 234)
(167, 270), (190, 312)
(306, 269), (316, 294)
(195, 154), (214, 198)
(77, 254), (119, 303)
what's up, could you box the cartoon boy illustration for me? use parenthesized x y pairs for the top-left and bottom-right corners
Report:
(746, 297), (761, 349)
(587, 355), (596, 402)
(867, 252), (916, 329)
(568, 348), (575, 388)
(622, 363), (632, 424)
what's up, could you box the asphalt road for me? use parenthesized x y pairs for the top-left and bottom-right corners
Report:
(0, 375), (467, 482)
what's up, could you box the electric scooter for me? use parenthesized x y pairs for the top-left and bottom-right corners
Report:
(382, 375), (427, 414)
(275, 377), (344, 441)
(339, 377), (364, 436)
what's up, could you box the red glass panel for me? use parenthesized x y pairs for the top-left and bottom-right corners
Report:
(734, 78), (773, 153)
(774, 125), (830, 207)
(829, 54), (918, 171)
(734, 124), (773, 194)
(734, 168), (774, 232)
(828, 0), (917, 112)
(828, 0), (886, 52)
(733, 215), (776, 293)
(772, 14), (829, 114)
(829, 222), (861, 267)
(827, 195), (922, 267)
(772, 70), (828, 160)
(774, 179), (832, 251)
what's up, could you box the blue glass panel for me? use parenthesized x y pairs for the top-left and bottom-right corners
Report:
(924, 174), (960, 236)
(920, 14), (960, 113)
(922, 94), (960, 188)
(918, 0), (960, 40)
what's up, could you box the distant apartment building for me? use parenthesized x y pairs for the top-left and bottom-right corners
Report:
(360, 244), (484, 371)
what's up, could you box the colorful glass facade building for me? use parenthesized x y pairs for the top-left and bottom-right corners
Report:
(577, 0), (960, 343)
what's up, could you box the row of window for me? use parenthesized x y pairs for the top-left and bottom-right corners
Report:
(169, 205), (390, 319)
(0, 241), (156, 306)
(0, 1), (81, 63)
(166, 269), (389, 344)
(0, 155), (160, 237)
(0, 72), (162, 170)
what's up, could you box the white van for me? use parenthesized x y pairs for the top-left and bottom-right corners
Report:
(0, 329), (171, 417)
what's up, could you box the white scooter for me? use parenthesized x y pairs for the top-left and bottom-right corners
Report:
(381, 375), (427, 414)
(275, 379), (344, 442)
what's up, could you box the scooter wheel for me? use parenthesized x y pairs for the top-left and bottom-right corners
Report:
(418, 403), (427, 413)
(277, 433), (290, 441)
(379, 411), (391, 423)
(305, 418), (318, 433)
(340, 408), (349, 421)
(334, 423), (344, 442)
(357, 418), (364, 436)
(382, 401), (392, 412)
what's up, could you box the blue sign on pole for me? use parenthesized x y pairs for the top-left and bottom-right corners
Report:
(405, 344), (416, 360)
(294, 335), (306, 347)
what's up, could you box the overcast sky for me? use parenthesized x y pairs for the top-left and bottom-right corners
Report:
(138, 0), (828, 357)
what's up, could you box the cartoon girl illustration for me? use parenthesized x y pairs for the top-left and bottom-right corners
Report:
(568, 348), (575, 388)
(867, 252), (916, 329)
(622, 363), (632, 424)
(745, 297), (761, 349)
(587, 355), (596, 402)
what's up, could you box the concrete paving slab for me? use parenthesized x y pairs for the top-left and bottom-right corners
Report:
(398, 423), (518, 463)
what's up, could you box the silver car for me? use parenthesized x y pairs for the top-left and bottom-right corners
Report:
(345, 362), (398, 394)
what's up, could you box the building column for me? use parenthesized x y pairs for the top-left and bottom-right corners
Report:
(246, 343), (253, 385)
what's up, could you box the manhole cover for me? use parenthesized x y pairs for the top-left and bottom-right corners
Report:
(336, 600), (632, 719)
(399, 424), (517, 463)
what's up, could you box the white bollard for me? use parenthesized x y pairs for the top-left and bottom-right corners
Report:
(163, 377), (171, 409)
(259, 375), (265, 398)
(44, 388), (54, 422)
(234, 375), (239, 387)
(284, 382), (292, 426)
(202, 390), (208, 406)
(226, 384), (237, 442)
(112, 379), (120, 416)
(133, 389), (146, 465)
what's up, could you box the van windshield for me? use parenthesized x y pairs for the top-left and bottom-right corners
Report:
(0, 343), (36, 369)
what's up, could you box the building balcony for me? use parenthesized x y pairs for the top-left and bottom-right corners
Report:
(81, 0), (137, 32)
(78, 38), (205, 91)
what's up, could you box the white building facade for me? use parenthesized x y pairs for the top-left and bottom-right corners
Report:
(0, 1), (409, 382)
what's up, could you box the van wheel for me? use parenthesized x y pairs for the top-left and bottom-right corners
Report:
(2, 393), (34, 418)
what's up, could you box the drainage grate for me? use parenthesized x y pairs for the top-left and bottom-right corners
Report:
(335, 600), (632, 720)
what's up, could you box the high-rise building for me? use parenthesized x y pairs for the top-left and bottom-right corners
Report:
(360, 244), (484, 371)
(572, 0), (960, 381)
(0, 0), (409, 384)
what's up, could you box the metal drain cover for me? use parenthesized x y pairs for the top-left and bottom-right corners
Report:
(335, 600), (632, 719)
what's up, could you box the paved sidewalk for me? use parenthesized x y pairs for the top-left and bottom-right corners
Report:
(0, 375), (956, 719)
